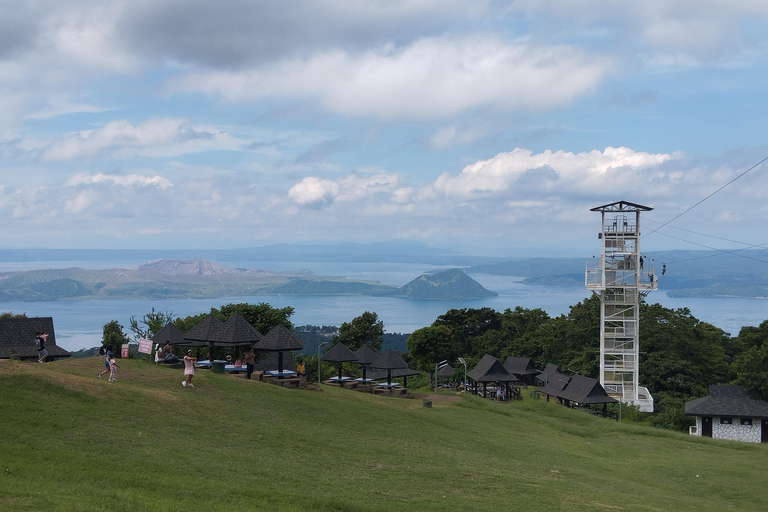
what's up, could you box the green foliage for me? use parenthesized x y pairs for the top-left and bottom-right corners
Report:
(406, 325), (457, 372)
(433, 307), (501, 355)
(333, 311), (384, 351)
(214, 302), (294, 334)
(0, 311), (27, 318)
(651, 394), (695, 431)
(129, 307), (175, 341)
(101, 320), (130, 350)
(732, 345), (768, 400)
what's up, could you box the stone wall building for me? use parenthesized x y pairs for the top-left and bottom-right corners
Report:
(685, 385), (768, 443)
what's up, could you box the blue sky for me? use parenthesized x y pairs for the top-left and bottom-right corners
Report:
(2, 0), (768, 257)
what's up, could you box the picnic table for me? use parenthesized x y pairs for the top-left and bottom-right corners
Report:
(265, 370), (297, 378)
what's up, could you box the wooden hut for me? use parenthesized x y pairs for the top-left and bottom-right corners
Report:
(0, 316), (70, 361)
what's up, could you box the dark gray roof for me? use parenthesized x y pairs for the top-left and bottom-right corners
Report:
(536, 368), (570, 396)
(253, 324), (304, 351)
(151, 323), (186, 345)
(503, 356), (540, 376)
(370, 349), (407, 370)
(536, 363), (561, 385)
(556, 375), (617, 405)
(321, 342), (358, 362)
(354, 344), (378, 366)
(467, 354), (519, 383)
(437, 364), (454, 377)
(685, 385), (768, 418)
(183, 314), (224, 342)
(0, 317), (70, 360)
(208, 313), (263, 346)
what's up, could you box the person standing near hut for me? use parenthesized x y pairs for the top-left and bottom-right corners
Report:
(182, 350), (197, 387)
(35, 332), (48, 363)
(244, 347), (255, 380)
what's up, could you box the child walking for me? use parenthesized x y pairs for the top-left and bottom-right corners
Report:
(182, 350), (197, 388)
(108, 354), (120, 382)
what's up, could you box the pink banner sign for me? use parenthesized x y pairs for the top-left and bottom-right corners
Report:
(138, 338), (153, 355)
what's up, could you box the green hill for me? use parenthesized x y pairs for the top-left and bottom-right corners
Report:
(3, 358), (767, 511)
(397, 268), (497, 299)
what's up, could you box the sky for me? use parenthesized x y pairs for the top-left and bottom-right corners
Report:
(2, 0), (768, 257)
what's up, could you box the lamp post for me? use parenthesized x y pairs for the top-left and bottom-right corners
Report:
(458, 357), (467, 390)
(318, 341), (328, 384)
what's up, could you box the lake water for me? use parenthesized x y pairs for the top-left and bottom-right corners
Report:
(1, 261), (765, 352)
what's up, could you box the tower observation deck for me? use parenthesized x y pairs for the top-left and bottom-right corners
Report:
(585, 201), (655, 412)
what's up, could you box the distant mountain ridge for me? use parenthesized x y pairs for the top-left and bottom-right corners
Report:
(0, 260), (495, 301)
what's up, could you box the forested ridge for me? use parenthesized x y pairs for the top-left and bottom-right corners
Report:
(405, 295), (768, 430)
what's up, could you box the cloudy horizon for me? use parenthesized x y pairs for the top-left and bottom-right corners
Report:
(2, 0), (768, 257)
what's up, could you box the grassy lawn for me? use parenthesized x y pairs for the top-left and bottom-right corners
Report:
(1, 357), (766, 511)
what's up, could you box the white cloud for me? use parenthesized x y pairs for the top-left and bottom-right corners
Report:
(40, 118), (241, 161)
(171, 35), (611, 121)
(510, 0), (768, 64)
(431, 147), (677, 199)
(288, 172), (400, 208)
(64, 172), (172, 189)
(288, 177), (340, 208)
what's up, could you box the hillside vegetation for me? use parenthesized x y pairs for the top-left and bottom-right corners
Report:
(2, 358), (766, 511)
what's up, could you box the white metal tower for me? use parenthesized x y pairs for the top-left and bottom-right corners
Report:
(585, 201), (655, 412)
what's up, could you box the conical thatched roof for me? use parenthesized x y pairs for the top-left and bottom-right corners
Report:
(253, 324), (304, 351)
(209, 312), (263, 346)
(151, 323), (186, 345)
(354, 344), (378, 366)
(370, 349), (407, 370)
(437, 364), (454, 377)
(467, 354), (518, 383)
(321, 342), (358, 362)
(183, 314), (224, 342)
(503, 356), (541, 376)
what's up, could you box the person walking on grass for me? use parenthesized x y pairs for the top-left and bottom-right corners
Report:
(35, 332), (48, 363)
(98, 349), (112, 378)
(108, 354), (119, 382)
(183, 350), (197, 387)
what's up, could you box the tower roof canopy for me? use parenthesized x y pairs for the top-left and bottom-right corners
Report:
(590, 201), (653, 212)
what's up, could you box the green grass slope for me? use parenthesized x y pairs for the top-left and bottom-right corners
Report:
(2, 358), (766, 512)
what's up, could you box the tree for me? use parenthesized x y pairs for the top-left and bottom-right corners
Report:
(432, 307), (502, 356)
(334, 311), (384, 351)
(129, 307), (175, 341)
(214, 302), (294, 334)
(732, 322), (768, 400)
(102, 320), (130, 351)
(406, 325), (457, 372)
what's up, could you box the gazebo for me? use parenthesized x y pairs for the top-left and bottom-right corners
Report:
(321, 342), (358, 386)
(354, 345), (378, 383)
(538, 372), (617, 416)
(368, 366), (421, 388)
(437, 364), (454, 388)
(0, 317), (70, 361)
(183, 314), (224, 361)
(503, 356), (541, 386)
(370, 349), (408, 392)
(467, 354), (520, 400)
(253, 324), (304, 376)
(208, 313), (263, 367)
